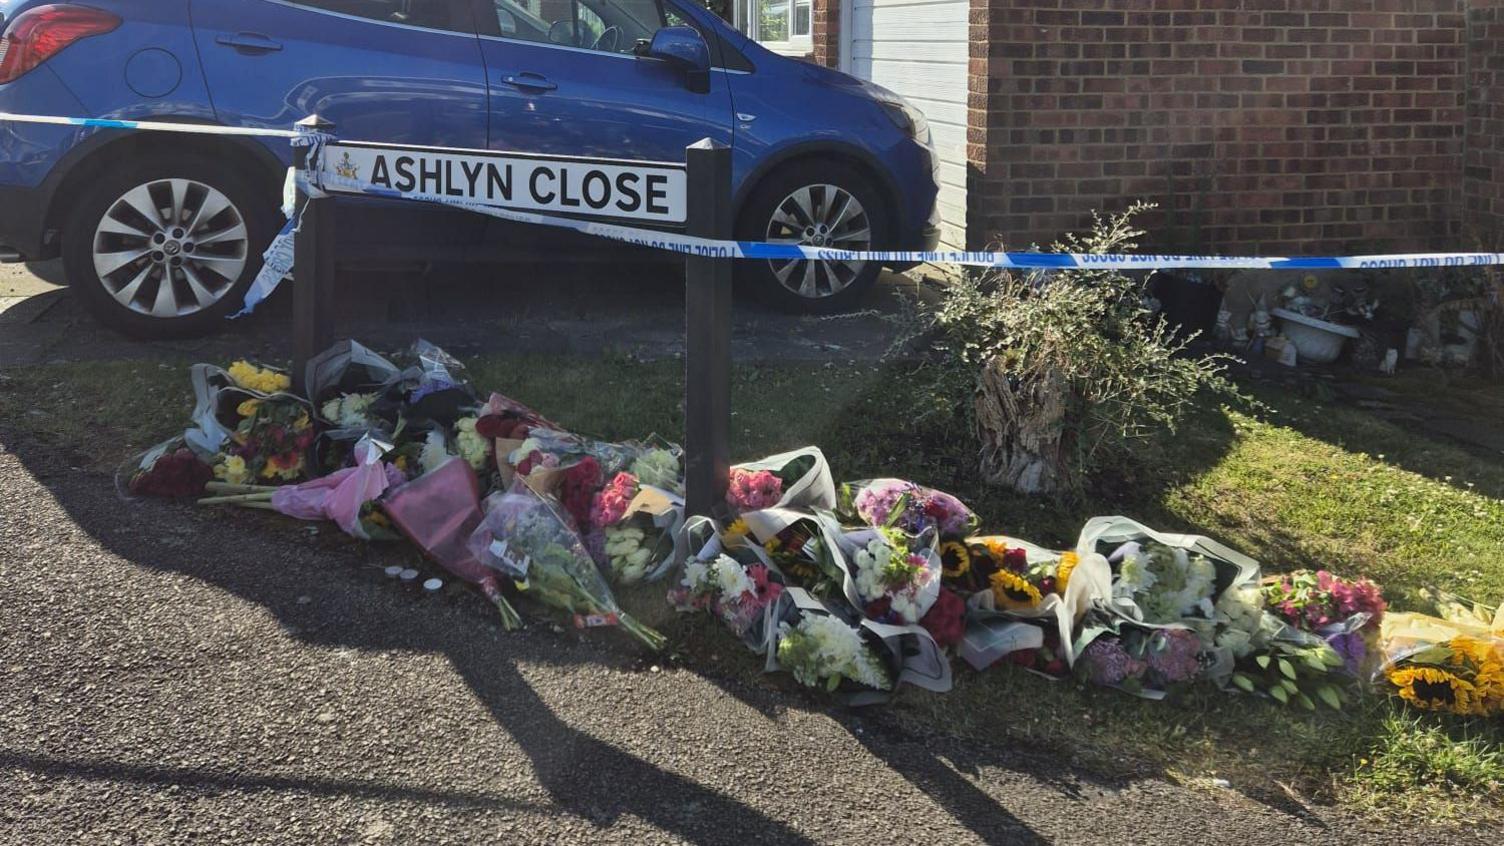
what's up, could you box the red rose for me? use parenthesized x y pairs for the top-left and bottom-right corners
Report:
(1004, 547), (1029, 573)
(919, 587), (966, 649)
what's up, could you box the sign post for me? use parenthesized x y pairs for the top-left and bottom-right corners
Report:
(682, 139), (733, 519)
(292, 114), (336, 395)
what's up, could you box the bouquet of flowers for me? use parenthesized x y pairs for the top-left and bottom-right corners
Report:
(304, 339), (401, 427)
(1378, 594), (1504, 718)
(738, 509), (846, 597)
(952, 536), (1078, 611)
(384, 457), (521, 629)
(1263, 569), (1386, 674)
(469, 479), (665, 650)
(840, 479), (977, 541)
(589, 471), (682, 585)
(213, 394), (317, 485)
(672, 551), (786, 645)
(1075, 615), (1205, 699)
(123, 439), (214, 498)
(392, 339), (477, 425)
(769, 589), (893, 696)
(843, 527), (941, 626)
(727, 447), (836, 514)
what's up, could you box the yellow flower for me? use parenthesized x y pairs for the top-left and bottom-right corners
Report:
(763, 537), (782, 555)
(723, 518), (751, 548)
(983, 538), (1011, 561)
(227, 360), (291, 394)
(990, 569), (1042, 610)
(1055, 551), (1080, 595)
(940, 541), (971, 579)
(236, 398), (262, 418)
(294, 412), (311, 431)
(214, 455), (250, 486)
(1388, 665), (1477, 716)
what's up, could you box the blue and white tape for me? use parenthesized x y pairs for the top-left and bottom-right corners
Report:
(0, 111), (301, 139)
(4, 112), (1500, 315)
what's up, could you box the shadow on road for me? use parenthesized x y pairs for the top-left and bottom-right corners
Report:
(0, 436), (1050, 843)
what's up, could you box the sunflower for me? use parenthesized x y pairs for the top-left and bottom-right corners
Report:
(723, 518), (752, 548)
(982, 538), (1011, 562)
(1388, 665), (1477, 715)
(1054, 551), (1080, 595)
(940, 542), (971, 579)
(990, 570), (1043, 610)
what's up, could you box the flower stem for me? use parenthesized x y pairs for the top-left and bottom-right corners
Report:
(198, 492), (276, 505)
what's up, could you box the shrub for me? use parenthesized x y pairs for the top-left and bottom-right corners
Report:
(908, 204), (1236, 496)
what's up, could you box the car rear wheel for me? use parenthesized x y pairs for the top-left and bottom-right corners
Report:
(736, 159), (890, 313)
(62, 153), (278, 337)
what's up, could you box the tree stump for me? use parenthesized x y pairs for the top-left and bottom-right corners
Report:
(974, 356), (1075, 495)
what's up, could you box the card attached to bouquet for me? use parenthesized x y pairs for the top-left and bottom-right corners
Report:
(574, 613), (621, 629)
(960, 619), (1044, 672)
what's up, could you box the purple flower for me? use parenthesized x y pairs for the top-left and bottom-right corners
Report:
(1145, 629), (1202, 685)
(1083, 638), (1147, 686)
(854, 480), (974, 539)
(1325, 630), (1367, 675)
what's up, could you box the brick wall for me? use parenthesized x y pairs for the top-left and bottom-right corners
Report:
(1465, 0), (1504, 245)
(812, 0), (840, 67)
(974, 0), (1469, 254)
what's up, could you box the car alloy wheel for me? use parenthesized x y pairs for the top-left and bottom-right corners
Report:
(762, 183), (872, 299)
(91, 178), (250, 318)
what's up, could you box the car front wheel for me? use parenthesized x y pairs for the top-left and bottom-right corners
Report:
(736, 159), (890, 313)
(62, 153), (278, 337)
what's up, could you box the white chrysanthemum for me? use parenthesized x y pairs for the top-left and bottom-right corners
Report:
(682, 560), (710, 590)
(419, 430), (451, 474)
(712, 555), (753, 599)
(1117, 552), (1157, 596)
(1216, 627), (1253, 658)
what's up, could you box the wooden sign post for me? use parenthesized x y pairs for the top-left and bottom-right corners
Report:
(682, 138), (733, 520)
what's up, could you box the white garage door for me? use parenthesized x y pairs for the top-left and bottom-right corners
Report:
(846, 0), (969, 250)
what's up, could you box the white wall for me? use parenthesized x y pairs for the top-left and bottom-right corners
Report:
(846, 0), (969, 249)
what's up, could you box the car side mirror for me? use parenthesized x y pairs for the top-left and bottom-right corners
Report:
(645, 26), (710, 74)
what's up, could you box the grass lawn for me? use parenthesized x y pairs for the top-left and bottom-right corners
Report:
(1, 353), (1500, 822)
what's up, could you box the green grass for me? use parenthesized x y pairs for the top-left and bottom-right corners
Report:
(1, 353), (1501, 822)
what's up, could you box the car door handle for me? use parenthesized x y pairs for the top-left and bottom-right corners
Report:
(215, 32), (283, 54)
(499, 73), (557, 92)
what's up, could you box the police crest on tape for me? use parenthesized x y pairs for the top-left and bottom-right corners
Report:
(323, 142), (687, 225)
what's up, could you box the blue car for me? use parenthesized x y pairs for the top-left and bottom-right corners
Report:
(0, 0), (940, 336)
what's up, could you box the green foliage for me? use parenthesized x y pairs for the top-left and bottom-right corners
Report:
(908, 204), (1238, 492)
(1233, 639), (1349, 712)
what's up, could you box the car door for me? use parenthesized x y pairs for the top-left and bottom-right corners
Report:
(470, 0), (733, 190)
(191, 0), (489, 151)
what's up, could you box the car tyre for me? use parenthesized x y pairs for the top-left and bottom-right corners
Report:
(62, 152), (279, 338)
(735, 158), (890, 314)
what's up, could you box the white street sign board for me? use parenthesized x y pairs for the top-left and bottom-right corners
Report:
(322, 142), (687, 224)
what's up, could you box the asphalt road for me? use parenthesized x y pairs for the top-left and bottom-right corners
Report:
(0, 260), (1494, 844)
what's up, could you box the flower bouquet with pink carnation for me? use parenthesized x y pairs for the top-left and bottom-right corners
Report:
(588, 471), (684, 585)
(1263, 569), (1386, 675)
(669, 526), (787, 651)
(726, 447), (836, 514)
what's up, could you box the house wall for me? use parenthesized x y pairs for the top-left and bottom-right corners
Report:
(808, 0), (1504, 253)
(974, 0), (1468, 254)
(1465, 0), (1504, 245)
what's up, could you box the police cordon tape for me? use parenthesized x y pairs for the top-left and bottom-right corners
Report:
(7, 111), (1504, 316)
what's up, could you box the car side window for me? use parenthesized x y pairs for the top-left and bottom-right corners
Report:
(286, 0), (471, 32)
(490, 0), (663, 53)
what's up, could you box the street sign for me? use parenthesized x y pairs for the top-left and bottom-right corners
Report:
(291, 116), (730, 518)
(322, 142), (688, 224)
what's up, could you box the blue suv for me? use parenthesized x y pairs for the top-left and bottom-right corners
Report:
(0, 0), (940, 336)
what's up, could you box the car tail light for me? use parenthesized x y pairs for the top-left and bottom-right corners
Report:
(0, 5), (120, 85)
